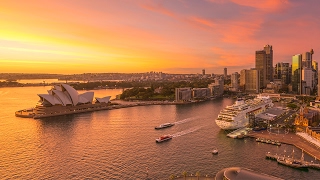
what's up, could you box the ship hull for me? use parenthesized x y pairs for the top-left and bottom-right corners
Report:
(214, 95), (273, 130)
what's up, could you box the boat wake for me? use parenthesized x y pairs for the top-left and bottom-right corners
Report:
(0, 91), (9, 96)
(172, 126), (203, 138)
(174, 117), (199, 125)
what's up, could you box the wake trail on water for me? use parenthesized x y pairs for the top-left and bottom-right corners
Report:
(172, 126), (203, 138)
(0, 91), (9, 96)
(174, 116), (200, 125)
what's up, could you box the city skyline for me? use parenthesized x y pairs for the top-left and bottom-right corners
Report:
(1, 0), (319, 74)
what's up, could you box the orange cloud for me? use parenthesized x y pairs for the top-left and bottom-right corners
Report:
(140, 3), (176, 17)
(230, 0), (290, 12)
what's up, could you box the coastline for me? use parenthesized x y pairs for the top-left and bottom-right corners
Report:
(16, 99), (205, 119)
(247, 130), (320, 160)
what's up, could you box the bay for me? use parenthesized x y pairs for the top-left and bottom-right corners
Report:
(0, 86), (319, 179)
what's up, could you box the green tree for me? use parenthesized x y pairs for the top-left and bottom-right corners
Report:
(182, 171), (188, 180)
(287, 103), (297, 109)
(196, 171), (200, 180)
(169, 174), (175, 180)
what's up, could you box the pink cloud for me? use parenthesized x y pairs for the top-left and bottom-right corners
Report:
(188, 16), (215, 28)
(231, 0), (290, 12)
(207, 0), (290, 12)
(140, 2), (176, 17)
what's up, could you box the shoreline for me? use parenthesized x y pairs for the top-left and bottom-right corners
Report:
(16, 99), (205, 119)
(247, 130), (320, 160)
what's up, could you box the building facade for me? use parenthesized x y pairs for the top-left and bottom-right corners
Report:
(175, 88), (192, 102)
(230, 72), (239, 92)
(292, 50), (316, 95)
(240, 69), (260, 93)
(208, 77), (224, 97)
(274, 62), (291, 85)
(192, 88), (211, 99)
(255, 45), (273, 88)
(292, 54), (302, 94)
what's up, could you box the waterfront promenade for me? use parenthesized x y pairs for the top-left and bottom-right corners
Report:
(247, 130), (320, 160)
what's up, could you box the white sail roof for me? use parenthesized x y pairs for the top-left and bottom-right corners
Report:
(95, 96), (111, 103)
(37, 84), (110, 107)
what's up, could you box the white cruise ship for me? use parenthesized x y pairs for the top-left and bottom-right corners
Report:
(215, 95), (273, 130)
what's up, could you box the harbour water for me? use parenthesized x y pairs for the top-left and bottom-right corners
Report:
(0, 86), (319, 179)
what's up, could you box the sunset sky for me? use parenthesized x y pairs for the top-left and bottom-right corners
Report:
(1, 0), (319, 74)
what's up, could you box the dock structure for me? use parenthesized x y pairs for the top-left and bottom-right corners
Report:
(265, 152), (320, 170)
(256, 138), (281, 146)
(248, 130), (320, 161)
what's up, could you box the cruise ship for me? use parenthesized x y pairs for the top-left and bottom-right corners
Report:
(215, 95), (273, 130)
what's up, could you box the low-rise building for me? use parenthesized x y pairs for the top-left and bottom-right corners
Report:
(294, 106), (318, 127)
(192, 88), (210, 99)
(175, 88), (192, 102)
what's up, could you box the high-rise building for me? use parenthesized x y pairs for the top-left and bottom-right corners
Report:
(240, 69), (260, 93)
(318, 71), (320, 96)
(264, 45), (274, 82)
(292, 54), (302, 94)
(274, 62), (291, 85)
(224, 68), (227, 78)
(292, 49), (316, 95)
(230, 72), (239, 91)
(255, 45), (273, 88)
(208, 77), (224, 97)
(202, 69), (205, 75)
(312, 61), (318, 72)
(300, 50), (316, 95)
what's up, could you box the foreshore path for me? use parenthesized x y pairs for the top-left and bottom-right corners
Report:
(247, 130), (320, 160)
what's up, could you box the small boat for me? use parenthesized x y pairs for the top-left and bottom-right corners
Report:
(155, 135), (173, 143)
(155, 123), (175, 130)
(212, 148), (218, 154)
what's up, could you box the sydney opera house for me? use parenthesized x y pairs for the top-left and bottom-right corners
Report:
(15, 84), (112, 119)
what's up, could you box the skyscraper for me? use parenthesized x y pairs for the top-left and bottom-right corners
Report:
(202, 69), (205, 75)
(224, 68), (227, 78)
(240, 69), (260, 93)
(230, 72), (239, 91)
(255, 45), (273, 88)
(292, 54), (302, 94)
(275, 62), (291, 85)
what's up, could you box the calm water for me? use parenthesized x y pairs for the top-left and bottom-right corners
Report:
(0, 86), (319, 179)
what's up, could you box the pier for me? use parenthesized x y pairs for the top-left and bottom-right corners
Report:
(265, 152), (320, 170)
(247, 130), (320, 161)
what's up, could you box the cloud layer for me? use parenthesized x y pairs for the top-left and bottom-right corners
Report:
(0, 0), (319, 74)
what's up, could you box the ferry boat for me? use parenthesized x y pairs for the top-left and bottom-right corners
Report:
(155, 135), (173, 143)
(154, 123), (175, 129)
(215, 95), (273, 130)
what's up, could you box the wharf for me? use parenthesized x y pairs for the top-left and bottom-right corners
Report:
(247, 130), (320, 160)
(265, 152), (320, 170)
